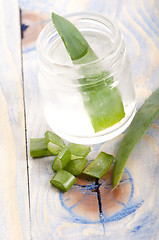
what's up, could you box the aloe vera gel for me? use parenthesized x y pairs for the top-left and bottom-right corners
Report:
(37, 12), (135, 144)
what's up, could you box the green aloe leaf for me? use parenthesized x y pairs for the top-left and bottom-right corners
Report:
(30, 138), (53, 158)
(51, 12), (89, 61)
(51, 12), (125, 132)
(64, 157), (88, 176)
(83, 152), (114, 179)
(82, 75), (125, 132)
(45, 130), (65, 155)
(113, 87), (159, 188)
(52, 147), (71, 171)
(50, 170), (77, 192)
(67, 142), (91, 157)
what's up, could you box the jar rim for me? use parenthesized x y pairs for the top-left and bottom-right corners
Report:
(36, 11), (124, 75)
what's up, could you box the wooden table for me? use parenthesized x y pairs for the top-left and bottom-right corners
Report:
(0, 0), (159, 239)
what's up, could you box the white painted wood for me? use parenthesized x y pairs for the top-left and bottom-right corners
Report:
(0, 0), (30, 239)
(20, 0), (159, 239)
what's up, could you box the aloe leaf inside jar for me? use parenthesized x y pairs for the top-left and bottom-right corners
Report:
(51, 12), (125, 131)
(38, 13), (135, 143)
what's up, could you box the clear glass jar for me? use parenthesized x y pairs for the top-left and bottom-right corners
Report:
(36, 12), (135, 144)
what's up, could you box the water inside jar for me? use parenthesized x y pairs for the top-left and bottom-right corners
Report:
(39, 27), (135, 144)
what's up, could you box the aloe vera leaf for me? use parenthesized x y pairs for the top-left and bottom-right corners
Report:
(67, 142), (91, 157)
(73, 44), (98, 64)
(30, 138), (52, 158)
(51, 12), (89, 61)
(113, 87), (159, 188)
(45, 131), (65, 147)
(71, 155), (83, 160)
(83, 152), (114, 179)
(82, 79), (125, 132)
(50, 170), (77, 192)
(52, 147), (71, 171)
(45, 131), (65, 155)
(64, 157), (88, 175)
(51, 13), (125, 132)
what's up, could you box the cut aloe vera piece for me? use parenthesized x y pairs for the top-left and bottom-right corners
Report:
(45, 131), (65, 155)
(83, 152), (114, 179)
(50, 170), (77, 192)
(52, 147), (71, 171)
(47, 142), (62, 155)
(67, 142), (91, 157)
(30, 138), (52, 158)
(51, 12), (125, 132)
(64, 157), (87, 175)
(71, 155), (83, 160)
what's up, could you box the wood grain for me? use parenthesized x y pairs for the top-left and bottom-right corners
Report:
(0, 0), (30, 239)
(20, 0), (159, 239)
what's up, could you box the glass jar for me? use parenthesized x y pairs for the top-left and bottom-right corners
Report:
(36, 12), (135, 144)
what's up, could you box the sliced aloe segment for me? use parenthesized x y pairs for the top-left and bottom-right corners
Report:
(71, 155), (83, 160)
(50, 170), (77, 192)
(30, 138), (52, 158)
(113, 87), (159, 188)
(83, 152), (114, 179)
(64, 157), (87, 175)
(51, 12), (125, 132)
(52, 147), (71, 171)
(67, 142), (91, 157)
(45, 130), (65, 155)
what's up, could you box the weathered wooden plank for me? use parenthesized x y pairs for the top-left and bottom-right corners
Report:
(0, 0), (30, 239)
(21, 0), (159, 239)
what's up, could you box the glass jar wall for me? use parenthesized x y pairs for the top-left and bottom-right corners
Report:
(36, 12), (135, 144)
